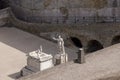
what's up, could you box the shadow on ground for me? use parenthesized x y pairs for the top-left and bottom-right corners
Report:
(8, 72), (22, 79)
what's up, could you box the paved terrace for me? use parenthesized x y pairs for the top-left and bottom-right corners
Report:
(0, 27), (76, 80)
(18, 43), (120, 80)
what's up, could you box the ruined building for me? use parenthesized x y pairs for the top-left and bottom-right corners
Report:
(0, 0), (120, 53)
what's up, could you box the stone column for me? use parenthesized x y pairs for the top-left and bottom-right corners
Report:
(77, 48), (85, 64)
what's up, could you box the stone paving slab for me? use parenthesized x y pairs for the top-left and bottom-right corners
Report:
(18, 43), (120, 80)
(0, 27), (76, 80)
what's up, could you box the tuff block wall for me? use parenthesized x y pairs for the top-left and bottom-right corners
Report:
(9, 0), (120, 23)
(9, 9), (120, 53)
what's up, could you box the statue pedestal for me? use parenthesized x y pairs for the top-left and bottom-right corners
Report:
(21, 50), (53, 76)
(55, 53), (68, 65)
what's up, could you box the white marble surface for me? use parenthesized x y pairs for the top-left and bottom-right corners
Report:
(29, 50), (53, 62)
(24, 50), (54, 75)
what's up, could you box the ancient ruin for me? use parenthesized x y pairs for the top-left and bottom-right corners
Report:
(0, 0), (120, 80)
(0, 0), (118, 54)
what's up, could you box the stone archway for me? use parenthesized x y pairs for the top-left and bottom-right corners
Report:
(86, 40), (103, 53)
(0, 0), (8, 9)
(70, 37), (83, 48)
(111, 35), (120, 45)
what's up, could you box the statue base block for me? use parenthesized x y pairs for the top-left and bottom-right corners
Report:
(55, 53), (68, 65)
(21, 50), (54, 76)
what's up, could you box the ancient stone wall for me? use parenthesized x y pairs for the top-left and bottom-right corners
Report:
(1, 0), (120, 53)
(9, 0), (120, 23)
(8, 7), (120, 53)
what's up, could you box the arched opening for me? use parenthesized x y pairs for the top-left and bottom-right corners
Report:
(70, 37), (83, 48)
(111, 35), (120, 45)
(86, 40), (103, 53)
(0, 0), (8, 9)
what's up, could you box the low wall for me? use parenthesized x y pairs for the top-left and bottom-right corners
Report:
(9, 0), (120, 23)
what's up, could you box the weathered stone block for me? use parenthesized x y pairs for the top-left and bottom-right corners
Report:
(21, 49), (54, 76)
